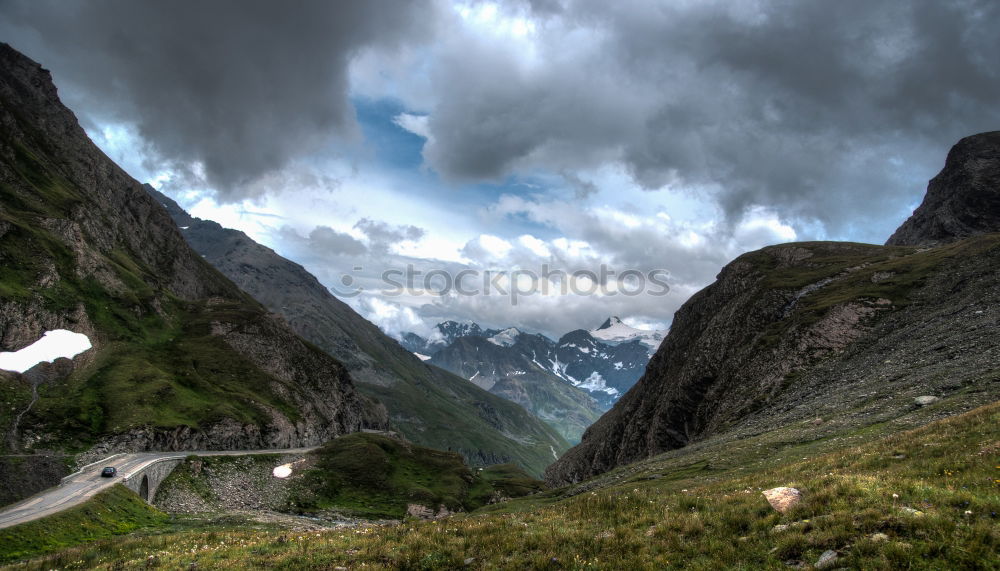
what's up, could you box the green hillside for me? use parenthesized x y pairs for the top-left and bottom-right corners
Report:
(0, 44), (379, 466)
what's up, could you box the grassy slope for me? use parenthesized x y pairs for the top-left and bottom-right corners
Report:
(335, 319), (575, 468)
(0, 485), (167, 565)
(294, 434), (489, 518)
(13, 401), (998, 569)
(744, 237), (999, 348)
(490, 370), (604, 444)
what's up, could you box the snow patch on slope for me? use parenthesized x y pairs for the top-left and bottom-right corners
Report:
(577, 372), (619, 396)
(487, 327), (521, 347)
(0, 330), (92, 373)
(590, 316), (665, 354)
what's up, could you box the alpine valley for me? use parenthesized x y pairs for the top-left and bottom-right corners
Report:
(1, 20), (1000, 571)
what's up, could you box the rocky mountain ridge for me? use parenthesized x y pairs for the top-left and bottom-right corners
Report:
(547, 131), (1000, 485)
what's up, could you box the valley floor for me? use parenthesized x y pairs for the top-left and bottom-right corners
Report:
(3, 400), (999, 569)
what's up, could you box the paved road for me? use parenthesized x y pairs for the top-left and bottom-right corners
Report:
(0, 447), (317, 530)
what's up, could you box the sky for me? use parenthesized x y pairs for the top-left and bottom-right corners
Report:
(2, 0), (998, 339)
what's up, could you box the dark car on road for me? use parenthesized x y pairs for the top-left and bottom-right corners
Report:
(100, 467), (117, 477)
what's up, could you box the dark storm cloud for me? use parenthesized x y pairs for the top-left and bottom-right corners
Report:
(307, 226), (368, 257)
(0, 0), (434, 200)
(354, 218), (426, 254)
(422, 0), (1000, 235)
(560, 170), (598, 199)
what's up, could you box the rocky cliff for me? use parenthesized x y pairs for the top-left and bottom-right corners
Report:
(887, 131), (1000, 246)
(146, 188), (569, 476)
(0, 44), (386, 467)
(548, 134), (1000, 485)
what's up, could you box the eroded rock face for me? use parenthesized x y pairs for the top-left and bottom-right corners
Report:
(406, 503), (453, 520)
(887, 131), (1000, 246)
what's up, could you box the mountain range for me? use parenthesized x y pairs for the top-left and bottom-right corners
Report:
(400, 318), (664, 442)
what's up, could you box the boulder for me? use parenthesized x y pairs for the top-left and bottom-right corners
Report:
(762, 487), (802, 514)
(815, 550), (839, 569)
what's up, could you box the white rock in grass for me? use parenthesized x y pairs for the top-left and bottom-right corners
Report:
(762, 487), (802, 514)
(815, 550), (839, 569)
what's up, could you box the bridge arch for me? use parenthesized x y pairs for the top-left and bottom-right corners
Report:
(123, 458), (183, 504)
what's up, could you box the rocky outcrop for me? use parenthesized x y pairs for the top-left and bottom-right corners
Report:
(154, 453), (311, 513)
(547, 235), (1000, 485)
(887, 131), (1000, 246)
(0, 44), (385, 466)
(145, 189), (570, 476)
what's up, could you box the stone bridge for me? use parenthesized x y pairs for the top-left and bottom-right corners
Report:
(121, 457), (184, 502)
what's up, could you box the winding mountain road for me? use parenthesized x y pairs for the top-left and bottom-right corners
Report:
(0, 447), (317, 530)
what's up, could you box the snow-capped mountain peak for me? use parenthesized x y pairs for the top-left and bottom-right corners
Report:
(589, 316), (665, 354)
(400, 316), (662, 414)
(487, 327), (522, 347)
